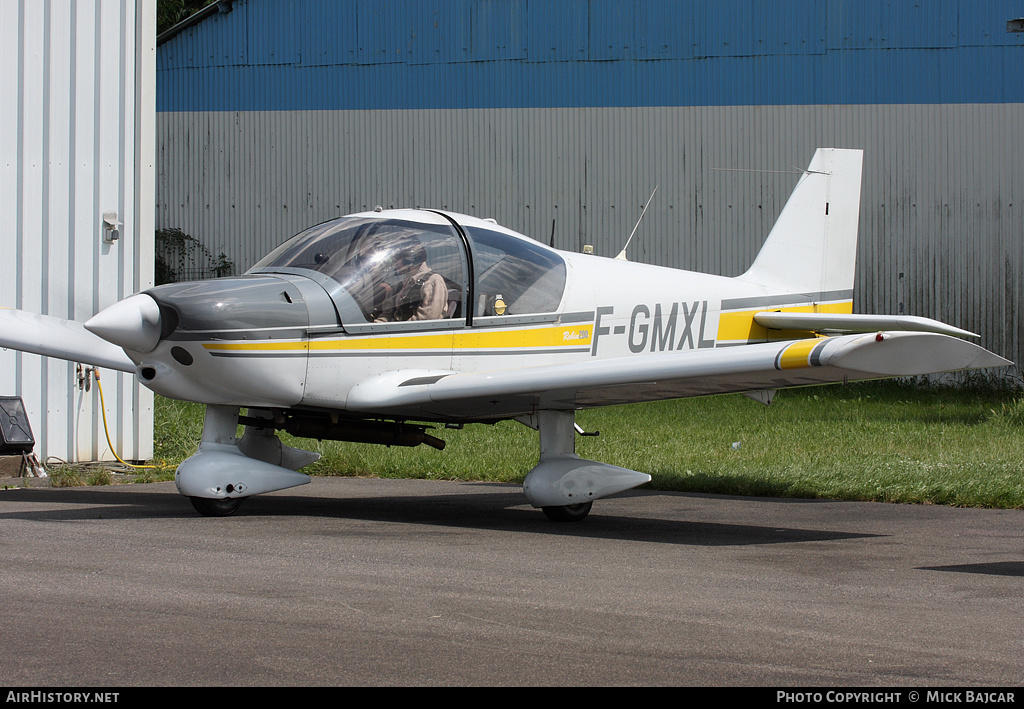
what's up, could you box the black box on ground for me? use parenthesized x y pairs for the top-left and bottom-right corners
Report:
(0, 397), (35, 454)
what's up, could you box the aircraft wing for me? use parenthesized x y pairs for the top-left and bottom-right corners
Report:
(0, 308), (136, 373)
(346, 331), (1010, 420)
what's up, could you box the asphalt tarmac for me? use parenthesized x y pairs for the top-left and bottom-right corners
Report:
(1, 477), (1021, 687)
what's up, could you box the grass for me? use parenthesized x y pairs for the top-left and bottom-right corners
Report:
(152, 379), (1024, 509)
(44, 463), (123, 488)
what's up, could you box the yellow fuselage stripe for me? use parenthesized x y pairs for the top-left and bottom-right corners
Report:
(202, 323), (594, 352)
(717, 301), (853, 342)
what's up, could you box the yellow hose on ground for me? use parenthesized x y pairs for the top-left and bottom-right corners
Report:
(93, 368), (158, 470)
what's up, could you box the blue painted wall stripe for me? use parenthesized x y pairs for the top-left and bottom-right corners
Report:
(157, 0), (1024, 111)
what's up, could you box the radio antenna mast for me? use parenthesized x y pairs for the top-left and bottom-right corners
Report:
(615, 184), (659, 261)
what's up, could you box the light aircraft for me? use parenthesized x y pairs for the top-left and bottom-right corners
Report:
(0, 149), (1010, 520)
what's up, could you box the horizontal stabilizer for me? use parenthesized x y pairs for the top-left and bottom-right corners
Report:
(754, 312), (979, 338)
(0, 308), (136, 373)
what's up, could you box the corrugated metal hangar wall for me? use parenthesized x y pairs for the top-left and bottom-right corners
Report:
(2, 0), (155, 464)
(156, 0), (1024, 380)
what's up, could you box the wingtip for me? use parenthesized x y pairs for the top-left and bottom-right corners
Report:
(823, 331), (1012, 376)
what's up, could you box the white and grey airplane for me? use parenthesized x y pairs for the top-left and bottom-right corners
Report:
(0, 149), (1009, 520)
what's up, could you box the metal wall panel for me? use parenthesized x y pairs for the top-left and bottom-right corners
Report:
(526, 0), (587, 62)
(157, 0), (1024, 111)
(825, 0), (959, 49)
(1, 0), (154, 464)
(960, 0), (1024, 46)
(249, 0), (298, 66)
(158, 0), (248, 69)
(299, 0), (357, 66)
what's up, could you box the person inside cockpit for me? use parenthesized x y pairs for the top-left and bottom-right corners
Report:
(374, 242), (447, 322)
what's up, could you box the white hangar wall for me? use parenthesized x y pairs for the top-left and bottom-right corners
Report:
(1, 0), (155, 463)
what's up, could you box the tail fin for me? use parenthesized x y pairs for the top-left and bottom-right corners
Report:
(740, 148), (864, 297)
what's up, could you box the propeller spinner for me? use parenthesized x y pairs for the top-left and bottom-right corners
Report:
(84, 293), (163, 353)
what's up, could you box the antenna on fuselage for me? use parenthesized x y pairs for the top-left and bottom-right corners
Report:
(614, 184), (658, 261)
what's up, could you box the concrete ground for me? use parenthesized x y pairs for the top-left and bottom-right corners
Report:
(1, 477), (1021, 687)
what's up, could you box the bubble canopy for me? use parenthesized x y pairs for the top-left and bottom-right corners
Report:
(249, 212), (567, 326)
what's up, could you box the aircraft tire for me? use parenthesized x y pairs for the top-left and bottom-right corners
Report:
(541, 502), (593, 522)
(190, 496), (244, 517)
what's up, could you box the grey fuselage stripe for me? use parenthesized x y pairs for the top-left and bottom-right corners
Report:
(720, 290), (853, 311)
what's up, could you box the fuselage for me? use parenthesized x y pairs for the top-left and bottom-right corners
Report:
(114, 209), (849, 419)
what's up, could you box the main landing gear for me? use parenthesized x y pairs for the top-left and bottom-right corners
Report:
(521, 411), (651, 522)
(541, 501), (594, 522)
(178, 406), (650, 522)
(190, 496), (244, 517)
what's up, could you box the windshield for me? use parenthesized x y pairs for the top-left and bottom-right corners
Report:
(250, 214), (567, 325)
(252, 216), (467, 323)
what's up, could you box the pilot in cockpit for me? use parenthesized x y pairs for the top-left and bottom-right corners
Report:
(374, 242), (447, 322)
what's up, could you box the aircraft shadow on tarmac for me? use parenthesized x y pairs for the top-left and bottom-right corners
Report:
(919, 561), (1024, 577)
(0, 484), (879, 548)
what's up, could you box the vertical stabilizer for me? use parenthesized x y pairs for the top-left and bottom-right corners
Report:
(740, 149), (864, 296)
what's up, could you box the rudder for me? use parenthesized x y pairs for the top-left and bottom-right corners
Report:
(739, 148), (864, 298)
